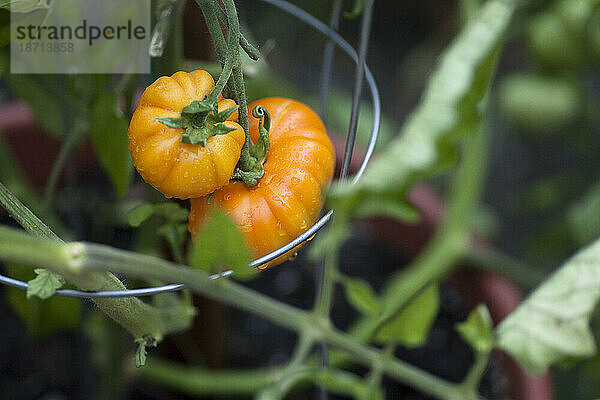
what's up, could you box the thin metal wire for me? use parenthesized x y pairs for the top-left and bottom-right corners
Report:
(316, 2), (343, 400)
(318, 0), (343, 120)
(341, 0), (374, 181)
(0, 0), (380, 299)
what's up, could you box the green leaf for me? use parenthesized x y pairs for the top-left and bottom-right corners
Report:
(136, 341), (148, 367)
(6, 264), (80, 336)
(343, 277), (383, 316)
(129, 202), (189, 227)
(26, 268), (65, 299)
(0, 0), (49, 12)
(499, 73), (582, 134)
(375, 284), (439, 347)
(456, 304), (493, 354)
(496, 237), (600, 375)
(89, 92), (132, 197)
(568, 181), (600, 246)
(317, 0), (516, 257)
(135, 335), (157, 368)
(187, 209), (254, 280)
(344, 0), (364, 19)
(128, 204), (156, 227)
(354, 195), (420, 222)
(154, 203), (189, 223)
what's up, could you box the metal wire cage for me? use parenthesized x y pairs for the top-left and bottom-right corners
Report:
(0, 0), (379, 299)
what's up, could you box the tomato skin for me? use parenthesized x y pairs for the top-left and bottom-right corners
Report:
(128, 70), (245, 199)
(189, 97), (335, 268)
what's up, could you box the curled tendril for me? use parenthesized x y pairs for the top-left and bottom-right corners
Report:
(231, 105), (271, 187)
(252, 105), (271, 133)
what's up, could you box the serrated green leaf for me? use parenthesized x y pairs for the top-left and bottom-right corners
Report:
(188, 209), (254, 280)
(128, 204), (156, 227)
(316, 0), (516, 257)
(89, 92), (132, 197)
(6, 264), (80, 336)
(496, 237), (600, 375)
(456, 304), (493, 354)
(343, 277), (382, 316)
(135, 335), (157, 368)
(375, 284), (439, 347)
(26, 268), (64, 299)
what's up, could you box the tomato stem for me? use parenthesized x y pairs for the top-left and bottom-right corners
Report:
(232, 105), (271, 186)
(193, 0), (268, 186)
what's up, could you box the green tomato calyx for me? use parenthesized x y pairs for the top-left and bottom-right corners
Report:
(156, 98), (239, 147)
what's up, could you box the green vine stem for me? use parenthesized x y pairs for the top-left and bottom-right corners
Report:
(314, 251), (338, 317)
(205, 0), (261, 61)
(142, 360), (276, 396)
(0, 182), (194, 343)
(256, 332), (315, 400)
(177, 0), (265, 186)
(196, 0), (227, 62)
(0, 226), (482, 400)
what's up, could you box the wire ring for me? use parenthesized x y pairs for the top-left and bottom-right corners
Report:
(0, 0), (381, 299)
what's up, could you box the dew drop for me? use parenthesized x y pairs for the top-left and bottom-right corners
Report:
(288, 252), (298, 262)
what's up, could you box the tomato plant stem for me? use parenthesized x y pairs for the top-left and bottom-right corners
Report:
(196, 0), (227, 62)
(0, 225), (482, 400)
(256, 332), (315, 399)
(314, 252), (338, 317)
(0, 183), (193, 341)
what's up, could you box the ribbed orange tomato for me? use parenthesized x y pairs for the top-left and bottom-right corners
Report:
(128, 70), (245, 199)
(189, 97), (335, 268)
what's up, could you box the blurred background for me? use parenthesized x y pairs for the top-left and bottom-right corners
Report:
(0, 0), (599, 399)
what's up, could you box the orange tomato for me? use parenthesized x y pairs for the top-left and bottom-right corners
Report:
(128, 70), (245, 199)
(189, 97), (335, 268)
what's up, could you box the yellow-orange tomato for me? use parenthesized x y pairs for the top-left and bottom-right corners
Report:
(189, 97), (336, 268)
(128, 70), (245, 199)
